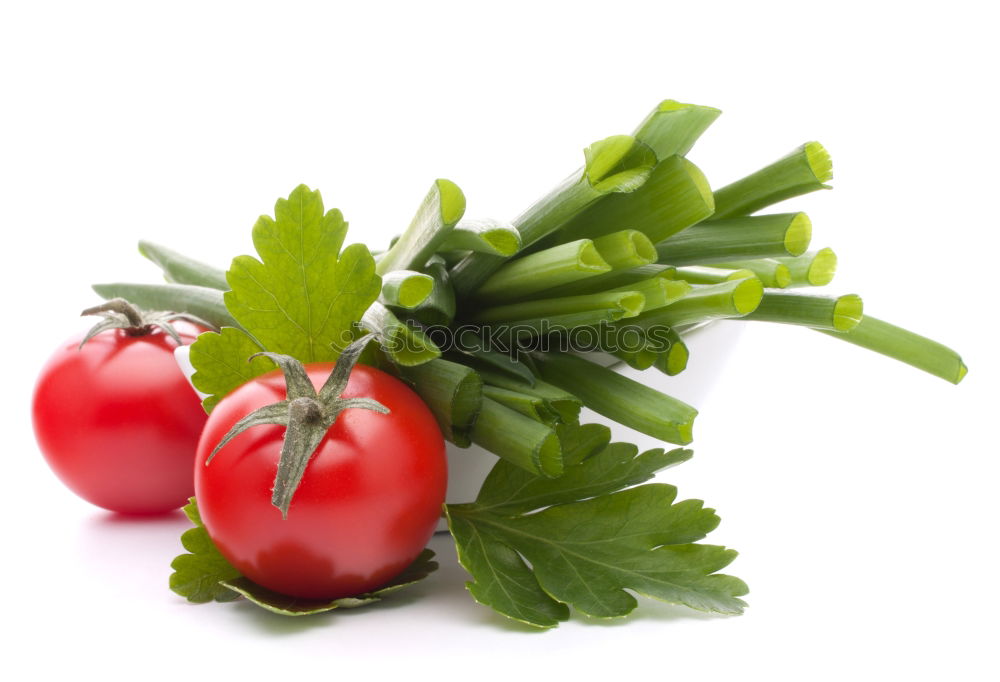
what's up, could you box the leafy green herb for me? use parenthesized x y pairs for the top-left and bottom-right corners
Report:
(447, 443), (746, 628)
(224, 184), (381, 361)
(168, 498), (243, 604)
(189, 327), (272, 411)
(220, 550), (439, 616)
(188, 184), (382, 409)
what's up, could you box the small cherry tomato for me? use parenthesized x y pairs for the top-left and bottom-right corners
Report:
(194, 362), (447, 600)
(33, 312), (208, 514)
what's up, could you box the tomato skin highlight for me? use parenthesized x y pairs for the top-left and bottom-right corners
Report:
(32, 323), (208, 514)
(194, 363), (447, 600)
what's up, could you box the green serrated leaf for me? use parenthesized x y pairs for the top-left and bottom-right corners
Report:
(224, 184), (381, 363)
(447, 512), (568, 629)
(169, 499), (242, 603)
(219, 550), (439, 616)
(189, 326), (273, 412)
(447, 445), (746, 627)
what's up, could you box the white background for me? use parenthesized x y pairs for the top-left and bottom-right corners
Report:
(2, 1), (997, 680)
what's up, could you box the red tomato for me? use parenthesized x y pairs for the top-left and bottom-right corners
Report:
(32, 322), (208, 514)
(194, 363), (447, 600)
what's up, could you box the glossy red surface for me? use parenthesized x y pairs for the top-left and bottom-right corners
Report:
(32, 323), (207, 514)
(194, 363), (447, 599)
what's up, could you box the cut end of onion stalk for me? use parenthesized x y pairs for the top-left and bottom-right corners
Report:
(584, 135), (658, 194)
(784, 213), (813, 256)
(593, 229), (657, 269)
(832, 294), (864, 331)
(808, 248), (838, 286)
(804, 141), (834, 184)
(436, 178), (468, 226)
(733, 277), (765, 314)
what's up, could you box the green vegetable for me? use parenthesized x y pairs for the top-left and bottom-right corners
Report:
(469, 397), (562, 478)
(656, 212), (812, 265)
(625, 278), (764, 329)
(745, 290), (863, 331)
(446, 442), (746, 628)
(449, 134), (656, 294)
(169, 499), (242, 603)
(380, 270), (435, 309)
(816, 315), (967, 384)
(532, 351), (698, 445)
(711, 141), (832, 220)
(442, 218), (521, 256)
(709, 259), (791, 288)
(470, 290), (646, 323)
(474, 239), (611, 303)
(224, 185), (381, 362)
(139, 240), (229, 290)
(397, 358), (482, 446)
(376, 179), (466, 274)
(591, 229), (657, 269)
(776, 248), (838, 287)
(543, 156), (715, 247)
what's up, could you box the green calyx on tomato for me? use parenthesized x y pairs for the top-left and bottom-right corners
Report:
(206, 333), (389, 519)
(79, 297), (217, 349)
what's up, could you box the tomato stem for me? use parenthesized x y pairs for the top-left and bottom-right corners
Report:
(207, 333), (391, 519)
(78, 297), (217, 349)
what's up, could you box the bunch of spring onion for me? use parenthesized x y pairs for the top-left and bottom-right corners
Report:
(96, 99), (966, 482)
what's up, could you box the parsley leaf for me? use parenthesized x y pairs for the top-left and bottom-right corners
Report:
(168, 499), (242, 603)
(220, 550), (439, 616)
(446, 443), (747, 628)
(189, 327), (272, 412)
(169, 498), (439, 615)
(189, 184), (382, 410)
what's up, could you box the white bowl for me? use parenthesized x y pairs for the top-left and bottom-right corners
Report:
(174, 321), (744, 531)
(438, 321), (744, 527)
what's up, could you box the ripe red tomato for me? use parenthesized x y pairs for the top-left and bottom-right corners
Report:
(32, 322), (208, 514)
(194, 363), (447, 600)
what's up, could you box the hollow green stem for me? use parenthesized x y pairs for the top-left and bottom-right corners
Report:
(397, 358), (482, 446)
(360, 302), (441, 366)
(471, 290), (646, 323)
(654, 328), (689, 376)
(472, 369), (582, 424)
(541, 264), (676, 298)
(711, 141), (833, 220)
(474, 239), (611, 303)
(139, 241), (229, 290)
(710, 259), (791, 288)
(380, 270), (434, 309)
(531, 351), (697, 445)
(441, 218), (521, 257)
(470, 398), (563, 477)
(591, 230), (657, 269)
(537, 155), (715, 248)
(376, 179), (466, 274)
(625, 278), (764, 329)
(815, 315), (967, 384)
(632, 99), (722, 159)
(483, 385), (559, 425)
(605, 277), (690, 311)
(744, 291), (863, 331)
(656, 212), (811, 265)
(775, 248), (838, 287)
(449, 134), (656, 295)
(611, 347), (658, 370)
(674, 266), (759, 286)
(409, 258), (457, 326)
